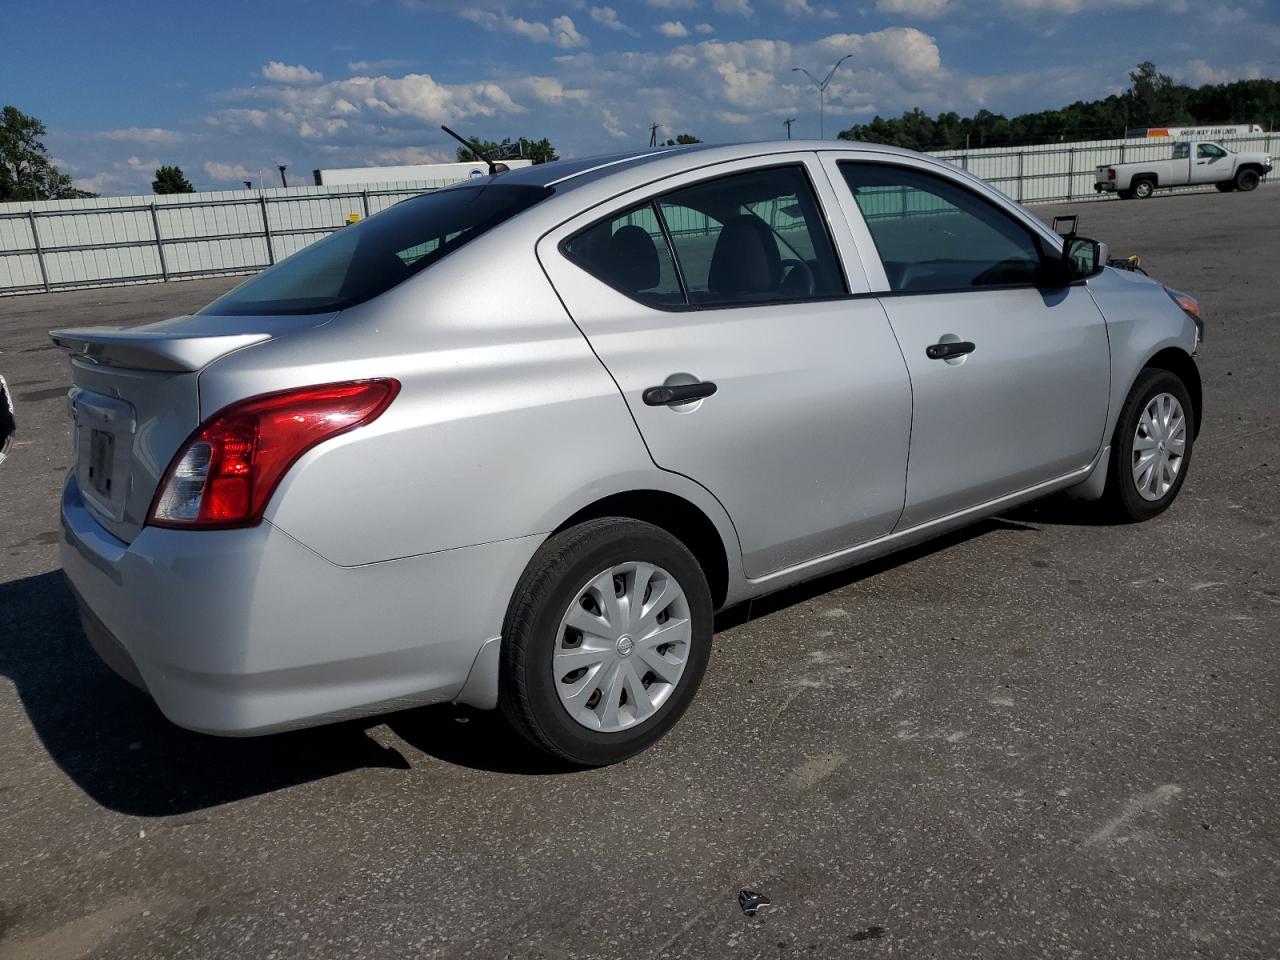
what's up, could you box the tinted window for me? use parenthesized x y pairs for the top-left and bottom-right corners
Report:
(839, 162), (1046, 293)
(1173, 142), (1191, 160)
(561, 202), (684, 307)
(201, 183), (551, 315)
(1197, 143), (1227, 159)
(659, 166), (845, 306)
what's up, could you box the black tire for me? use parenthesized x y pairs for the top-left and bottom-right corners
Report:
(1117, 189), (1135, 200)
(1132, 178), (1155, 199)
(1235, 168), (1260, 192)
(1100, 368), (1195, 523)
(499, 517), (714, 766)
(1215, 181), (1236, 193)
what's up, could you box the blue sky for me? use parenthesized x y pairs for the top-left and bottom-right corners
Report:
(4, 0), (1276, 194)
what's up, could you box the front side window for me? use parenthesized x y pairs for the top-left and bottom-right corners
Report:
(561, 164), (846, 309)
(839, 162), (1047, 293)
(201, 183), (552, 316)
(1197, 143), (1227, 159)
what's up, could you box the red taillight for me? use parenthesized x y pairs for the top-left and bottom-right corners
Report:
(1107, 168), (1116, 181)
(148, 379), (399, 529)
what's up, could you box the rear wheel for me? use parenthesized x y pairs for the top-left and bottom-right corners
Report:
(1100, 368), (1194, 522)
(499, 518), (713, 766)
(1215, 181), (1236, 193)
(1132, 178), (1155, 199)
(1235, 168), (1260, 192)
(1117, 189), (1135, 200)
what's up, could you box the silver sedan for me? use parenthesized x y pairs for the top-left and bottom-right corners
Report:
(53, 140), (1203, 765)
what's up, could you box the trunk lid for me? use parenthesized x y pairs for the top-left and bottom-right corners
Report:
(52, 311), (334, 542)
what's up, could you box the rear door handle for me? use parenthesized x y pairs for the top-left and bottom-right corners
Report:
(643, 381), (718, 406)
(925, 340), (976, 360)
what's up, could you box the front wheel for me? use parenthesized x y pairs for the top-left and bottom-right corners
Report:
(499, 518), (714, 766)
(1235, 168), (1260, 192)
(1100, 368), (1195, 522)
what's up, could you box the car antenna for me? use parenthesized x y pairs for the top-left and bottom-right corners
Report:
(441, 125), (501, 176)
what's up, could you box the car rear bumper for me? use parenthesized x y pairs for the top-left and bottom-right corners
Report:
(60, 474), (540, 735)
(1094, 182), (1116, 192)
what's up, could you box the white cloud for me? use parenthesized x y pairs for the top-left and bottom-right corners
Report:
(203, 160), (254, 183)
(875, 0), (953, 18)
(644, 0), (699, 7)
(262, 61), (323, 84)
(551, 15), (589, 48)
(658, 20), (691, 36)
(459, 9), (586, 47)
(999, 0), (1160, 10)
(712, 0), (754, 13)
(590, 6), (636, 33)
(782, 0), (838, 15)
(695, 21), (715, 31)
(525, 76), (593, 104)
(100, 127), (186, 145)
(347, 58), (418, 73)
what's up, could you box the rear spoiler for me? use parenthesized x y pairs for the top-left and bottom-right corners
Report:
(49, 328), (270, 372)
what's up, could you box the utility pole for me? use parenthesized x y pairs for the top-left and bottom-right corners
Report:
(791, 53), (853, 139)
(278, 164), (288, 188)
(648, 123), (660, 148)
(784, 118), (795, 139)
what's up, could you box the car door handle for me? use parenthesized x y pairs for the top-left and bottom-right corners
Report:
(643, 381), (718, 406)
(925, 340), (976, 360)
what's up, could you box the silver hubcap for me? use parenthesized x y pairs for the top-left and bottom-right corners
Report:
(554, 562), (692, 733)
(1132, 392), (1186, 502)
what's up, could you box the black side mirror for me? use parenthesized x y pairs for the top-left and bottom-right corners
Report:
(1061, 235), (1108, 283)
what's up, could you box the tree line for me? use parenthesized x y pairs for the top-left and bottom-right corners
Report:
(838, 64), (1280, 151)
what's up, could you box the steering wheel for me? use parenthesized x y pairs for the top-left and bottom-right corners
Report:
(779, 258), (815, 296)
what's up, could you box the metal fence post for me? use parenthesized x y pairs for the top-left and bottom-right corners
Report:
(1066, 148), (1075, 201)
(148, 203), (169, 281)
(260, 195), (275, 266)
(1017, 151), (1024, 201)
(360, 190), (370, 219)
(27, 210), (51, 294)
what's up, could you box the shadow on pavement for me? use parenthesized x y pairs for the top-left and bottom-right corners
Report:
(2, 515), (1060, 816)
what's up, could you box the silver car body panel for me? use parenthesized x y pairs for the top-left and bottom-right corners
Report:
(53, 140), (1200, 735)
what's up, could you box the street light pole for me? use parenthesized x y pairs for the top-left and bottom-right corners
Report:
(791, 54), (853, 140)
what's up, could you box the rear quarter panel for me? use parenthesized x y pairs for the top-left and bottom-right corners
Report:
(198, 236), (743, 577)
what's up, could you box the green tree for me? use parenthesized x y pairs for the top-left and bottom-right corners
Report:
(665, 133), (702, 145)
(0, 105), (85, 201)
(455, 136), (558, 164)
(837, 63), (1279, 150)
(152, 165), (194, 194)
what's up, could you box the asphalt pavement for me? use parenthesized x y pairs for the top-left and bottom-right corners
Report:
(0, 187), (1277, 959)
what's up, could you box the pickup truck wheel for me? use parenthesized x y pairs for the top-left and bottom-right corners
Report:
(1117, 189), (1134, 200)
(1215, 182), (1236, 193)
(1234, 168), (1260, 192)
(1132, 178), (1155, 199)
(1100, 368), (1194, 523)
(499, 517), (714, 766)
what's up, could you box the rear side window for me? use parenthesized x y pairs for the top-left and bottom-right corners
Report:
(201, 184), (551, 316)
(561, 202), (684, 307)
(839, 162), (1046, 293)
(562, 164), (846, 309)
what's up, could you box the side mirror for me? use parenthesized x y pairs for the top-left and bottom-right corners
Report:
(1061, 235), (1108, 282)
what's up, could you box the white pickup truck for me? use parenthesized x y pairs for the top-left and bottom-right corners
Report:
(1095, 140), (1272, 199)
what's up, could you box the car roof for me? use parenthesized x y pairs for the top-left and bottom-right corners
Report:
(493, 139), (925, 194)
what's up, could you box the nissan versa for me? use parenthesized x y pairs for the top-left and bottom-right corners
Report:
(54, 141), (1204, 766)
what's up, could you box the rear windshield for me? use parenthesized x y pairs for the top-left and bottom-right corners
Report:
(200, 183), (552, 316)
